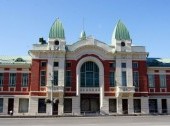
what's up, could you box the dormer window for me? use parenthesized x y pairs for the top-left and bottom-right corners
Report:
(54, 40), (59, 45)
(15, 58), (25, 62)
(121, 42), (125, 47)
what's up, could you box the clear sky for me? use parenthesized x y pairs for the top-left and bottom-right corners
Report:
(0, 0), (170, 58)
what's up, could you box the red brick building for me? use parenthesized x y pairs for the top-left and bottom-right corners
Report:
(0, 19), (170, 116)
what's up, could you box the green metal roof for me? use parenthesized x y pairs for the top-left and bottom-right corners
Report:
(49, 18), (65, 39)
(80, 31), (86, 40)
(0, 56), (31, 65)
(147, 58), (170, 67)
(112, 20), (131, 41)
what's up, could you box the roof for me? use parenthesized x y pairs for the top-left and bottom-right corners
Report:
(0, 56), (31, 65)
(112, 20), (131, 41)
(49, 18), (65, 39)
(147, 58), (170, 67)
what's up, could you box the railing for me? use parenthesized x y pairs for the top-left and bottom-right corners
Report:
(80, 87), (100, 93)
(32, 44), (48, 50)
(116, 86), (135, 93)
(47, 85), (64, 92)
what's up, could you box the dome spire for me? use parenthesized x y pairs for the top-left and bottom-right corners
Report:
(80, 30), (86, 40)
(49, 18), (65, 39)
(112, 20), (131, 44)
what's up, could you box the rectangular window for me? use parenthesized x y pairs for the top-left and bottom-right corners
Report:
(132, 62), (138, 68)
(121, 63), (126, 68)
(19, 98), (29, 113)
(22, 73), (29, 87)
(54, 62), (59, 67)
(53, 71), (58, 86)
(109, 72), (115, 87)
(148, 74), (155, 87)
(160, 75), (166, 88)
(0, 98), (3, 113)
(109, 99), (117, 113)
(122, 71), (127, 86)
(134, 99), (141, 113)
(40, 71), (46, 86)
(109, 62), (115, 68)
(66, 71), (71, 87)
(64, 98), (72, 113)
(9, 73), (16, 87)
(38, 99), (46, 113)
(133, 71), (139, 87)
(66, 62), (71, 68)
(41, 61), (47, 67)
(0, 73), (3, 87)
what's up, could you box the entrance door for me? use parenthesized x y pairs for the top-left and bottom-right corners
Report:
(122, 99), (128, 114)
(81, 94), (100, 114)
(8, 98), (14, 114)
(149, 99), (158, 113)
(53, 100), (58, 115)
(162, 99), (167, 114)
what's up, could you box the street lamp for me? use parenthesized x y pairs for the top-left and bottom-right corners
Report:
(51, 79), (54, 115)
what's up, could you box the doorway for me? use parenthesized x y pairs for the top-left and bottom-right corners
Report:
(53, 100), (58, 115)
(122, 99), (128, 114)
(81, 94), (100, 114)
(8, 98), (14, 114)
(162, 99), (167, 114)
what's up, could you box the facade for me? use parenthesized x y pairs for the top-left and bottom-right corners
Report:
(0, 19), (170, 116)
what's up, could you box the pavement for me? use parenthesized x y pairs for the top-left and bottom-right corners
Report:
(0, 115), (170, 126)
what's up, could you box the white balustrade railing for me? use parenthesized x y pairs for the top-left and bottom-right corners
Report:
(47, 85), (64, 92)
(80, 87), (100, 93)
(116, 86), (135, 93)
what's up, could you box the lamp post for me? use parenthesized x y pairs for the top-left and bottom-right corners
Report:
(51, 80), (53, 115)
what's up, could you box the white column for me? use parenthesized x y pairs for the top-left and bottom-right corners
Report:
(46, 103), (51, 115)
(58, 93), (64, 115)
(117, 98), (122, 114)
(3, 97), (8, 115)
(115, 56), (121, 86)
(167, 98), (170, 114)
(157, 98), (162, 114)
(128, 98), (134, 114)
(100, 97), (109, 115)
(29, 97), (38, 115)
(72, 96), (80, 115)
(126, 56), (133, 87)
(141, 97), (149, 114)
(13, 97), (19, 115)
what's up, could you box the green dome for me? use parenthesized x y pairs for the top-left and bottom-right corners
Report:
(80, 30), (86, 40)
(112, 20), (131, 41)
(49, 18), (65, 39)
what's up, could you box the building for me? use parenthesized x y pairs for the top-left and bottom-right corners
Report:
(0, 19), (170, 116)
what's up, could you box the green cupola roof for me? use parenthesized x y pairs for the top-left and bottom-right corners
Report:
(49, 18), (65, 39)
(80, 30), (86, 40)
(112, 20), (131, 41)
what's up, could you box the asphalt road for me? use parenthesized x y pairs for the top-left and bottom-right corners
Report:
(0, 116), (170, 126)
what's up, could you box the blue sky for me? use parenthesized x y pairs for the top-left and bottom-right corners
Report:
(0, 0), (170, 58)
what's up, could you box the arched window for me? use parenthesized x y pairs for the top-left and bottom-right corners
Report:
(80, 61), (99, 87)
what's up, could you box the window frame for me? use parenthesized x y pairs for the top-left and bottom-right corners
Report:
(41, 61), (47, 67)
(121, 63), (126, 68)
(53, 71), (58, 86)
(133, 71), (139, 87)
(160, 74), (166, 88)
(9, 73), (16, 87)
(0, 73), (3, 87)
(148, 74), (155, 88)
(22, 73), (29, 87)
(40, 70), (46, 86)
(53, 62), (59, 67)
